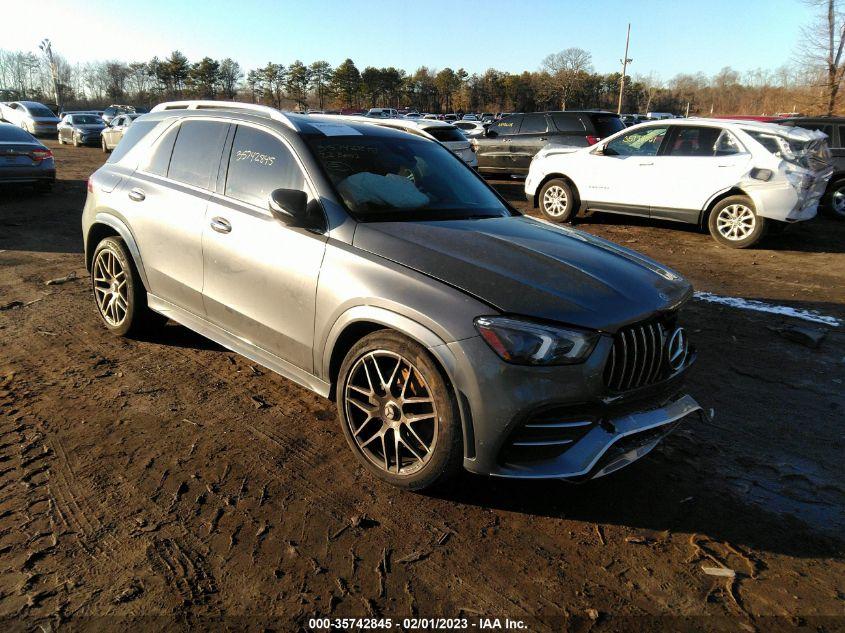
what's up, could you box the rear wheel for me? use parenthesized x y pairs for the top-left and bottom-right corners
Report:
(538, 178), (577, 223)
(91, 237), (164, 337)
(707, 195), (766, 248)
(336, 331), (463, 491)
(826, 178), (845, 219)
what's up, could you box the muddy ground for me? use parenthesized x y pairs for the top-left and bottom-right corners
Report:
(0, 141), (843, 632)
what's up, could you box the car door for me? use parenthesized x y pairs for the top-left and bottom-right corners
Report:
(649, 126), (751, 222)
(509, 113), (550, 173)
(124, 118), (230, 317)
(477, 114), (523, 172)
(581, 124), (670, 213)
(202, 123), (328, 371)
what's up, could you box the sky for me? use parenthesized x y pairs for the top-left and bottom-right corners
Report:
(3, 0), (815, 79)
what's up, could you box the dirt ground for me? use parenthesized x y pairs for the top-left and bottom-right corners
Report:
(1, 141), (844, 632)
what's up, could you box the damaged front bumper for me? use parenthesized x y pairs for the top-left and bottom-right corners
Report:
(488, 394), (702, 480)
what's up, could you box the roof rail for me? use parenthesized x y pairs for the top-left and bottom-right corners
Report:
(149, 100), (296, 130)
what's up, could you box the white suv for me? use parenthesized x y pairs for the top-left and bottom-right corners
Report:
(525, 119), (833, 248)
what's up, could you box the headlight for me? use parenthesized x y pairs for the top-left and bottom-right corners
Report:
(474, 316), (598, 365)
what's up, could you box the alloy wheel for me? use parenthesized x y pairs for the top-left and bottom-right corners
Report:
(715, 203), (755, 241)
(344, 351), (438, 476)
(832, 185), (845, 218)
(542, 185), (568, 217)
(93, 248), (129, 326)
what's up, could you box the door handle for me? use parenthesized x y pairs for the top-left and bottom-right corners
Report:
(539, 137), (548, 141)
(128, 188), (145, 201)
(717, 164), (735, 168)
(638, 162), (654, 166)
(210, 217), (232, 234)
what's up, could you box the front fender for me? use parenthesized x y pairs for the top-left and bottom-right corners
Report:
(320, 305), (452, 381)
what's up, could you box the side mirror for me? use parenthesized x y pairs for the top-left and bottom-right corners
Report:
(269, 188), (308, 223)
(594, 143), (607, 155)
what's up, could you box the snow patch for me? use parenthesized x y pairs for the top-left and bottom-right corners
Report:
(693, 292), (841, 327)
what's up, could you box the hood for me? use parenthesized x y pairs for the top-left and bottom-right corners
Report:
(353, 216), (692, 332)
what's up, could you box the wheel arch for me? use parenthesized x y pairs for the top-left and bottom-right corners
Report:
(86, 213), (150, 290)
(701, 186), (750, 229)
(533, 172), (580, 209)
(322, 307), (476, 460)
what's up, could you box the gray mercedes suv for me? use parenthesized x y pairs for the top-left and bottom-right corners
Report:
(82, 101), (701, 490)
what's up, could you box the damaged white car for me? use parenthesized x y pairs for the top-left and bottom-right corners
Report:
(524, 118), (833, 248)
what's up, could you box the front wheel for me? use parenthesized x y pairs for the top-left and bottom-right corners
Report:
(73, 135), (80, 147)
(101, 137), (110, 153)
(826, 178), (845, 219)
(707, 195), (766, 248)
(336, 331), (463, 491)
(538, 178), (577, 223)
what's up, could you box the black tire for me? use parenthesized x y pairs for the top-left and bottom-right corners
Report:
(336, 330), (463, 491)
(825, 178), (845, 219)
(707, 195), (766, 248)
(538, 178), (577, 223)
(91, 237), (164, 337)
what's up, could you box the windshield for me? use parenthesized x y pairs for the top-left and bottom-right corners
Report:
(745, 129), (831, 169)
(74, 115), (102, 124)
(308, 135), (511, 221)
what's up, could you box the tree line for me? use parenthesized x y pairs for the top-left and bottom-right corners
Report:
(2, 0), (844, 117)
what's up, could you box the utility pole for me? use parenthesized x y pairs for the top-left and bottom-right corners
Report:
(617, 23), (632, 114)
(38, 39), (62, 111)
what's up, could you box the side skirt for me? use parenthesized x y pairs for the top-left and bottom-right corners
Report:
(147, 294), (331, 398)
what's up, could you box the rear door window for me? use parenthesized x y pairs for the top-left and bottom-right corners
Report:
(551, 113), (586, 132)
(224, 125), (305, 207)
(167, 120), (229, 189)
(519, 114), (548, 134)
(490, 114), (523, 136)
(664, 126), (722, 156)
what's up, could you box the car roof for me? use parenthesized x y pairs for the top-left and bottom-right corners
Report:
(142, 102), (424, 140)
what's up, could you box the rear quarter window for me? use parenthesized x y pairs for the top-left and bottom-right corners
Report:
(107, 120), (158, 164)
(550, 113), (587, 133)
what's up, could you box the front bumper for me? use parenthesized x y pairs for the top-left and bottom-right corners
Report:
(437, 333), (698, 480)
(492, 394), (700, 480)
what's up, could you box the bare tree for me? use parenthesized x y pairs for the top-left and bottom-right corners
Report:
(799, 0), (845, 114)
(636, 72), (663, 113)
(540, 47), (593, 110)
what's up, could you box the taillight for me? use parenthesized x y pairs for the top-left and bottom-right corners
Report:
(30, 148), (53, 163)
(586, 135), (600, 145)
(87, 176), (94, 193)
